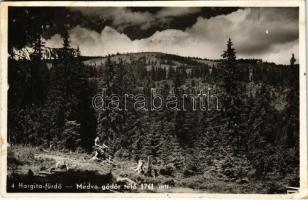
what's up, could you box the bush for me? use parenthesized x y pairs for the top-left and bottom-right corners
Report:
(159, 163), (175, 176)
(221, 155), (252, 182)
(114, 148), (131, 160)
(61, 120), (81, 151)
(183, 169), (196, 177)
(8, 145), (35, 165)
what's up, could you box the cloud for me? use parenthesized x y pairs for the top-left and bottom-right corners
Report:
(67, 26), (139, 55)
(188, 8), (298, 56)
(46, 8), (299, 64)
(73, 7), (197, 31)
(70, 7), (240, 39)
(44, 34), (63, 48)
(71, 7), (153, 31)
(156, 7), (202, 18)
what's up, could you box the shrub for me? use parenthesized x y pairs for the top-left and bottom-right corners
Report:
(221, 155), (252, 182)
(114, 148), (131, 160)
(8, 145), (35, 165)
(159, 163), (175, 176)
(61, 120), (81, 151)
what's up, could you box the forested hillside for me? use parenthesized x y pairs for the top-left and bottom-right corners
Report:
(8, 33), (299, 193)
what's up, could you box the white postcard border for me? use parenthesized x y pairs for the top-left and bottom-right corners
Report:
(0, 1), (306, 199)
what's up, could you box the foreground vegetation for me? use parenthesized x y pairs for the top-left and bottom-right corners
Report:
(7, 145), (295, 193)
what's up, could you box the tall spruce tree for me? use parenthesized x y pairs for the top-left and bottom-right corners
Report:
(286, 53), (299, 147)
(27, 32), (49, 105)
(222, 38), (237, 94)
(96, 56), (117, 150)
(221, 38), (245, 154)
(45, 31), (93, 150)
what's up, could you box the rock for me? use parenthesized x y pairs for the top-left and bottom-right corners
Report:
(236, 177), (249, 184)
(266, 181), (285, 193)
(59, 164), (67, 170)
(183, 169), (195, 177)
(163, 179), (175, 186)
(247, 169), (256, 178)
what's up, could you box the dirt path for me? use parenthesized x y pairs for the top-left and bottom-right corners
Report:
(34, 152), (112, 174)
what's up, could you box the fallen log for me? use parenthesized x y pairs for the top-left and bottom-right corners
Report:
(38, 171), (52, 176)
(116, 177), (136, 186)
(89, 151), (99, 161)
(40, 148), (50, 153)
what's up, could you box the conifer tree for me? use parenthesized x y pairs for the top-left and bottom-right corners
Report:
(221, 38), (245, 154)
(63, 30), (71, 51)
(96, 57), (116, 148)
(45, 31), (93, 149)
(290, 53), (296, 66)
(286, 53), (299, 147)
(27, 32), (49, 105)
(222, 38), (237, 94)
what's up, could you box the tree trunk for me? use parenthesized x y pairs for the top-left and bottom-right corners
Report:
(145, 156), (152, 177)
(135, 159), (144, 174)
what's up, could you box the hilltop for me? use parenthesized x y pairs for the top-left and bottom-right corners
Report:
(82, 52), (220, 72)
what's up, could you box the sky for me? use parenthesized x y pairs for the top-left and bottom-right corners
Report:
(43, 7), (299, 65)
